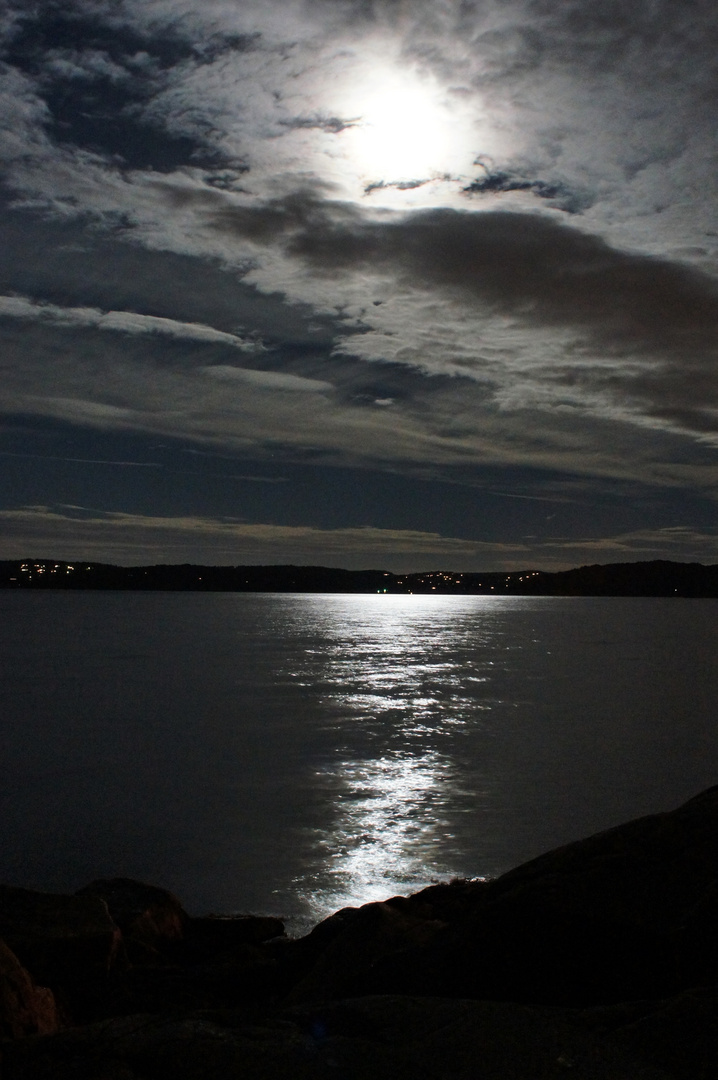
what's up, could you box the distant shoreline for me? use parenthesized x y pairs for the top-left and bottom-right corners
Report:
(2, 557), (718, 596)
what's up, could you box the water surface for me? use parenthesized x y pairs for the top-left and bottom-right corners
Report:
(1, 592), (716, 931)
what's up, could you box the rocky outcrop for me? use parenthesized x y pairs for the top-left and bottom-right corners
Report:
(279, 894), (449, 1004)
(186, 914), (286, 958)
(283, 783), (718, 1007)
(76, 879), (188, 964)
(0, 940), (58, 1039)
(0, 885), (121, 997)
(0, 881), (285, 1026)
(3, 786), (718, 1077)
(5, 990), (718, 1080)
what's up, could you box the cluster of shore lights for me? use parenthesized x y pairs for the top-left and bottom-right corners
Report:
(373, 570), (543, 594)
(19, 562), (77, 575)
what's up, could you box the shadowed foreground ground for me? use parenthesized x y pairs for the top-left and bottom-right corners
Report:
(2, 785), (718, 1078)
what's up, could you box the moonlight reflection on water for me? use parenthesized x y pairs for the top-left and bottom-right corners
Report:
(304, 750), (456, 918)
(282, 594), (503, 919)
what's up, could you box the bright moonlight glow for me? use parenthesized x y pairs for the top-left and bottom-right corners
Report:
(339, 69), (467, 187)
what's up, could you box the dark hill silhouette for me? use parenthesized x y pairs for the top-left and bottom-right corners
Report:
(1, 558), (717, 595)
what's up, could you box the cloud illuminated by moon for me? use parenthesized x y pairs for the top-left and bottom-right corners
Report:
(340, 71), (462, 183)
(304, 48), (483, 203)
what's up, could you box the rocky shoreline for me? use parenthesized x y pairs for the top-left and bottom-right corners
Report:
(2, 786), (718, 1078)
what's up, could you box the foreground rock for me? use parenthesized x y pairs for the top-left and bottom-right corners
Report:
(5, 990), (718, 1079)
(0, 884), (122, 1021)
(76, 879), (188, 963)
(0, 941), (58, 1040)
(475, 779), (718, 1002)
(0, 883), (285, 1024)
(282, 783), (718, 1006)
(3, 785), (718, 1077)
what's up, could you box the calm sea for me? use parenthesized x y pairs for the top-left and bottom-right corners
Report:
(1, 592), (717, 932)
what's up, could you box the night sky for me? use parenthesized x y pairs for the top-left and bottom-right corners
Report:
(1, 0), (717, 570)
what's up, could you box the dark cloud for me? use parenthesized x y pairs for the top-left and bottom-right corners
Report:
(1, 3), (253, 170)
(217, 195), (718, 363)
(524, 0), (718, 74)
(280, 115), (359, 135)
(468, 23), (544, 81)
(463, 161), (592, 214)
(204, 192), (718, 442)
(50, 103), (212, 172)
(411, 0), (718, 88)
(364, 178), (432, 194)
(2, 4), (195, 72)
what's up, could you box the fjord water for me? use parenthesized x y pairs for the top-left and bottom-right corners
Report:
(1, 592), (717, 932)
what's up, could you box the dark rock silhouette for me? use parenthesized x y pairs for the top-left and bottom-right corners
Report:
(3, 786), (718, 1077)
(0, 885), (121, 990)
(0, 941), (58, 1040)
(76, 879), (188, 964)
(274, 785), (718, 1009)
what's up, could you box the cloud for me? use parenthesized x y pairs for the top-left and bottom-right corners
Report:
(532, 526), (718, 570)
(1, 0), (717, 535)
(0, 450), (162, 468)
(276, 201), (718, 355)
(208, 195), (718, 446)
(463, 161), (591, 214)
(0, 294), (261, 350)
(0, 504), (525, 569)
(280, 114), (359, 135)
(3, 506), (717, 573)
(0, 307), (474, 467)
(5, 0), (717, 233)
(0, 62), (53, 164)
(44, 48), (133, 85)
(3, 278), (718, 493)
(200, 365), (333, 392)
(35, 398), (137, 423)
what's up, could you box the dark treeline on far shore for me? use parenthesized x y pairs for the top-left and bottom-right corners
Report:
(2, 558), (718, 596)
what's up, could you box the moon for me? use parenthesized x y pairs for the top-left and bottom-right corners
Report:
(336, 67), (470, 191)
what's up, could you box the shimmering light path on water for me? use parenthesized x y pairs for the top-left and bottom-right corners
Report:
(1, 592), (717, 932)
(275, 594), (502, 919)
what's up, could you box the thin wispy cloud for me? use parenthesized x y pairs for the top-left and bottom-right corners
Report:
(0, 295), (262, 350)
(0, 450), (162, 468)
(0, 505), (522, 569)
